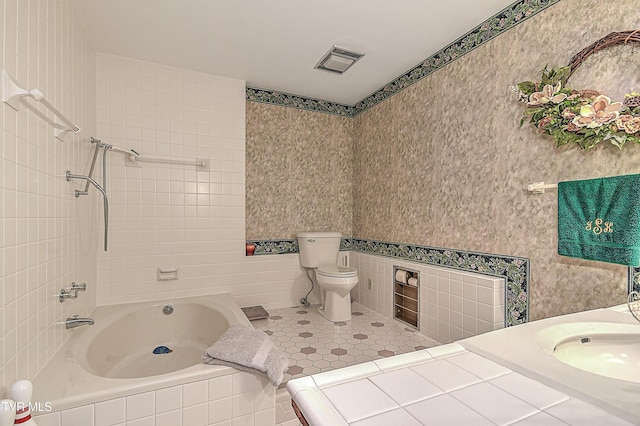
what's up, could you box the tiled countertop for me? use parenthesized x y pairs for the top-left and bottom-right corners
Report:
(287, 341), (633, 425)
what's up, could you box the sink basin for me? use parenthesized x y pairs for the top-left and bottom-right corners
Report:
(537, 322), (640, 383)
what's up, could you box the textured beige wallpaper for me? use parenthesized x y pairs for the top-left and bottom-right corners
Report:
(353, 0), (640, 320)
(246, 102), (354, 239)
(246, 0), (640, 319)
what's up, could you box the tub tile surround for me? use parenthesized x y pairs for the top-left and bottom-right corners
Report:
(93, 54), (331, 313)
(0, 0), (97, 388)
(94, 53), (246, 306)
(34, 370), (275, 426)
(94, 54), (315, 311)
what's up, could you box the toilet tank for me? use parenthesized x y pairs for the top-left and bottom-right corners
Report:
(297, 232), (342, 268)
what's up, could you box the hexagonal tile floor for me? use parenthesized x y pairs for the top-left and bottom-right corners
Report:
(252, 303), (440, 389)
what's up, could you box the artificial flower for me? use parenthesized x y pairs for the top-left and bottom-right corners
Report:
(561, 108), (576, 120)
(565, 121), (581, 132)
(515, 66), (640, 149)
(527, 82), (567, 106)
(572, 95), (622, 128)
(616, 115), (640, 134)
(537, 116), (553, 129)
(624, 92), (640, 108)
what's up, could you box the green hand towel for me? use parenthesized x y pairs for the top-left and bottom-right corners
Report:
(558, 174), (640, 267)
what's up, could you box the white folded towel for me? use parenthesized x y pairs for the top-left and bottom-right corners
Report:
(202, 322), (288, 386)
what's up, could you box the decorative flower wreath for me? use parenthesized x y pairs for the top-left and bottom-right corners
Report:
(512, 30), (640, 150)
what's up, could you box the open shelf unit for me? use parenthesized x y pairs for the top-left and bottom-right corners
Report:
(393, 266), (419, 328)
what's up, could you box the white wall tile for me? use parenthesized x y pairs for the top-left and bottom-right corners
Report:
(94, 57), (308, 308)
(1, 0), (97, 386)
(95, 398), (126, 426)
(209, 374), (233, 401)
(33, 411), (61, 426)
(60, 405), (94, 426)
(208, 398), (232, 424)
(183, 380), (209, 407)
(183, 403), (208, 426)
(230, 413), (253, 426)
(232, 392), (255, 418)
(254, 408), (275, 426)
(156, 385), (183, 414)
(350, 252), (506, 344)
(156, 409), (182, 426)
(36, 375), (273, 426)
(126, 417), (154, 426)
(232, 371), (264, 394)
(126, 392), (155, 421)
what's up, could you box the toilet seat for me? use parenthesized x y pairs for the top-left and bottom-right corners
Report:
(317, 264), (357, 278)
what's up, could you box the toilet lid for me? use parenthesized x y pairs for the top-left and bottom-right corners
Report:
(317, 265), (357, 278)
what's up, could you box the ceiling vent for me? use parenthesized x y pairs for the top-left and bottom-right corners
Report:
(314, 46), (365, 75)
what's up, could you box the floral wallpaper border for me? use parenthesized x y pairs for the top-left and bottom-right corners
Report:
(246, 87), (356, 117)
(245, 0), (560, 117)
(631, 267), (640, 293)
(248, 238), (530, 327)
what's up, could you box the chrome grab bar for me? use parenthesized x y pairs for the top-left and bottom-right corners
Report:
(74, 138), (103, 196)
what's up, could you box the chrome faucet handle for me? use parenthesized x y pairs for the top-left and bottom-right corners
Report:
(70, 282), (87, 292)
(58, 288), (78, 303)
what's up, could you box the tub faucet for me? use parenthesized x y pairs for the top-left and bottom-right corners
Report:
(65, 315), (95, 329)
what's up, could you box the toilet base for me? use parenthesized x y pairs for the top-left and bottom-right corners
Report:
(318, 290), (352, 322)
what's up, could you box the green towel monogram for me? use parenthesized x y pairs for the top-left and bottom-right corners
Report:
(585, 218), (613, 235)
(558, 174), (640, 267)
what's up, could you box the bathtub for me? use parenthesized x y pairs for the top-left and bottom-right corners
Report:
(32, 293), (253, 413)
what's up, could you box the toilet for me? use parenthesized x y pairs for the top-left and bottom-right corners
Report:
(297, 232), (359, 322)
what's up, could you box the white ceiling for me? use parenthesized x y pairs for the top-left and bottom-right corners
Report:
(72, 0), (517, 106)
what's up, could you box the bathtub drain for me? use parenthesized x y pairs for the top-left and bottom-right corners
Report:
(153, 345), (173, 354)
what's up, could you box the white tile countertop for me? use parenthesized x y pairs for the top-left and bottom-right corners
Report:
(287, 306), (639, 425)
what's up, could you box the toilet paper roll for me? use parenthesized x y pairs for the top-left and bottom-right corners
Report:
(407, 277), (418, 287)
(395, 269), (408, 283)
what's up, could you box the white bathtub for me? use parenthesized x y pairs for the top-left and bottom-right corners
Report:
(32, 293), (251, 412)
